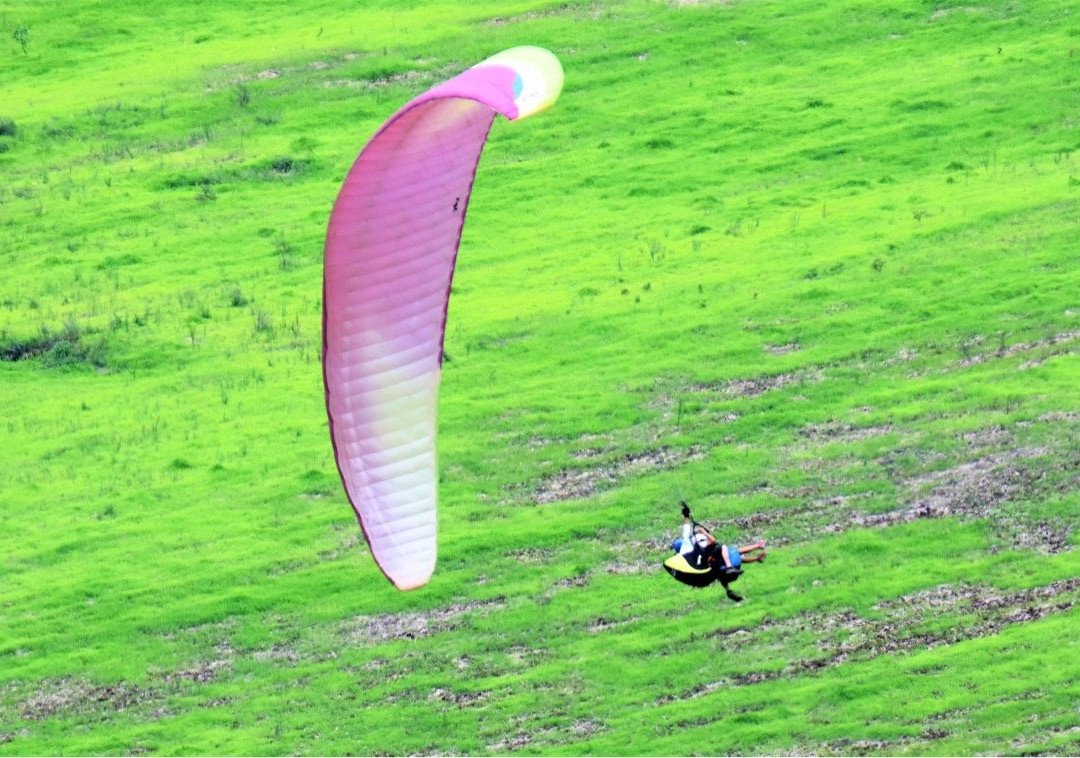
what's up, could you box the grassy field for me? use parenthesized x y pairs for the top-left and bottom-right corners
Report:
(2, 0), (1079, 754)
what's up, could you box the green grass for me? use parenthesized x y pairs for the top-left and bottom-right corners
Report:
(2, 0), (1080, 754)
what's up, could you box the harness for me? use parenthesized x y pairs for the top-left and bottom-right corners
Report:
(663, 518), (743, 588)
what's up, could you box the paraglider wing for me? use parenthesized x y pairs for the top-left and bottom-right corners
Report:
(323, 47), (563, 590)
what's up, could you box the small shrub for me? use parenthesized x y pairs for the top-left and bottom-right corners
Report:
(273, 234), (293, 255)
(96, 254), (141, 270)
(162, 172), (218, 190)
(290, 136), (319, 154)
(271, 157), (295, 174)
(644, 138), (675, 150)
(253, 310), (273, 335)
(903, 99), (948, 111)
(230, 287), (250, 307)
(12, 26), (29, 55)
(0, 117), (14, 136)
(42, 339), (82, 367)
(645, 239), (667, 263)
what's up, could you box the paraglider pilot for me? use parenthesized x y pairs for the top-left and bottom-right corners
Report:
(674, 501), (766, 602)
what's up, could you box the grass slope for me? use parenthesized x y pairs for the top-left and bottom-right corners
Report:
(2, 0), (1079, 754)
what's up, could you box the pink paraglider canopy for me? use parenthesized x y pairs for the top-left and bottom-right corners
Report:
(323, 47), (562, 590)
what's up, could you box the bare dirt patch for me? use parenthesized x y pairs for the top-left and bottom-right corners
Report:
(715, 440), (1075, 554)
(959, 423), (1014, 448)
(341, 598), (505, 644)
(930, 6), (989, 21)
(797, 421), (895, 443)
(553, 574), (589, 590)
(805, 578), (1080, 666)
(317, 533), (363, 562)
(485, 715), (608, 753)
(702, 495), (869, 548)
(571, 446), (609, 460)
(533, 446), (704, 504)
(823, 447), (1078, 553)
(750, 418), (1076, 552)
(15, 653), (240, 725)
(754, 412), (1080, 552)
(161, 659), (230, 684)
(694, 372), (802, 398)
(252, 646), (300, 665)
(605, 538), (674, 575)
(955, 330), (1080, 368)
(667, 578), (1080, 701)
(1038, 410), (1080, 423)
(487, 733), (532, 752)
(20, 679), (160, 721)
(604, 555), (660, 575)
(428, 687), (489, 707)
(481, 4), (592, 26)
(587, 615), (640, 633)
(571, 718), (606, 736)
(504, 546), (556, 564)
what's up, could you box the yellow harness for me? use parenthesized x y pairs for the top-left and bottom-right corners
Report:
(663, 553), (712, 576)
